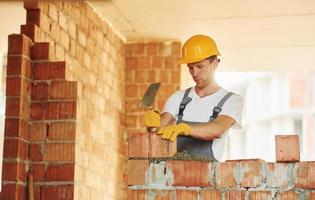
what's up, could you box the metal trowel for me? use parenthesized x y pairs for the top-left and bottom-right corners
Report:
(141, 82), (161, 132)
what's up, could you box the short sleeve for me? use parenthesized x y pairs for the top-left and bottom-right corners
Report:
(162, 90), (183, 119)
(219, 93), (244, 129)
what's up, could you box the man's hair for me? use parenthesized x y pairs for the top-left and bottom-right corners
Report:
(206, 55), (218, 63)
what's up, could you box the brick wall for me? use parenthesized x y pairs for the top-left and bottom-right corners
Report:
(128, 135), (315, 200)
(125, 42), (181, 190)
(125, 41), (181, 133)
(2, 1), (126, 199)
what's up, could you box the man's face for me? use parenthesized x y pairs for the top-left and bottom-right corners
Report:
(187, 58), (218, 88)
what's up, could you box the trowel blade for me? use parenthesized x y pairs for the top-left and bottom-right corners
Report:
(141, 82), (161, 108)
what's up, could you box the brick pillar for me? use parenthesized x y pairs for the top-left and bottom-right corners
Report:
(1, 4), (77, 200)
(29, 45), (76, 199)
(1, 34), (32, 200)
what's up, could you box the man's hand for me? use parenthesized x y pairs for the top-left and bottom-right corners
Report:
(158, 123), (191, 141)
(144, 110), (160, 128)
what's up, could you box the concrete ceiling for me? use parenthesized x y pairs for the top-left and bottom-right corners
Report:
(89, 0), (315, 71)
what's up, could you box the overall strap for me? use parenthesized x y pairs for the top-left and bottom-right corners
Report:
(209, 92), (234, 121)
(177, 87), (192, 123)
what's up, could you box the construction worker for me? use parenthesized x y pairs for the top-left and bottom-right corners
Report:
(144, 34), (244, 161)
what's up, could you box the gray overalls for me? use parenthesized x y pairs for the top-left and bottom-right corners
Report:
(176, 87), (234, 161)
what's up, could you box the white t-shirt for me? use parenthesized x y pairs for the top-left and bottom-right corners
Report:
(163, 87), (244, 161)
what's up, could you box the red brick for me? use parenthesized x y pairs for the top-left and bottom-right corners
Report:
(6, 77), (22, 97)
(44, 101), (77, 120)
(266, 163), (292, 189)
(135, 71), (146, 83)
(31, 102), (44, 120)
(8, 34), (32, 56)
(126, 115), (137, 127)
(60, 30), (70, 50)
(21, 24), (40, 41)
(276, 191), (298, 200)
(152, 56), (164, 69)
(147, 70), (157, 82)
(167, 160), (210, 187)
(48, 122), (76, 141)
(4, 118), (28, 139)
(46, 164), (75, 181)
(32, 82), (49, 100)
(138, 57), (151, 69)
(248, 191), (272, 200)
(128, 159), (149, 185)
(2, 161), (25, 181)
(44, 143), (75, 161)
(276, 135), (300, 162)
(49, 81), (77, 99)
(224, 190), (246, 200)
(176, 190), (198, 200)
(126, 43), (145, 56)
(160, 71), (171, 83)
(295, 161), (315, 189)
(30, 144), (43, 162)
(3, 138), (28, 160)
(126, 57), (138, 70)
(126, 85), (138, 98)
(200, 190), (222, 200)
(154, 190), (173, 200)
(307, 191), (315, 200)
(30, 163), (45, 181)
(31, 42), (50, 60)
(40, 185), (74, 200)
(0, 183), (25, 200)
(24, 0), (45, 9)
(146, 42), (158, 55)
(29, 122), (47, 142)
(171, 42), (181, 56)
(164, 56), (178, 69)
(128, 132), (148, 158)
(126, 99), (142, 113)
(171, 71), (180, 83)
(21, 96), (31, 119)
(7, 56), (31, 78)
(5, 98), (21, 117)
(216, 162), (238, 188)
(127, 189), (146, 200)
(27, 9), (40, 25)
(149, 133), (176, 157)
(239, 160), (264, 187)
(33, 61), (66, 80)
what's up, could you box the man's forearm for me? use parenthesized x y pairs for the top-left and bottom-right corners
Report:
(190, 115), (235, 140)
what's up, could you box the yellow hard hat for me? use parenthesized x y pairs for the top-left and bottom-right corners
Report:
(178, 34), (220, 64)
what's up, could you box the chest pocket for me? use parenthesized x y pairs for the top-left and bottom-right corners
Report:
(176, 87), (233, 161)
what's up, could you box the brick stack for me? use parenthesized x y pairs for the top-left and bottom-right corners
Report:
(2, 34), (32, 200)
(2, 27), (77, 200)
(1, 0), (127, 199)
(127, 135), (315, 199)
(2, 1), (79, 199)
(29, 41), (77, 198)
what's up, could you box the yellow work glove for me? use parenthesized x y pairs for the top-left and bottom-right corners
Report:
(158, 123), (191, 142)
(144, 110), (160, 128)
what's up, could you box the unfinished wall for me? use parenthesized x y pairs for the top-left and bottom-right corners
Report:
(128, 134), (315, 200)
(2, 1), (126, 199)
